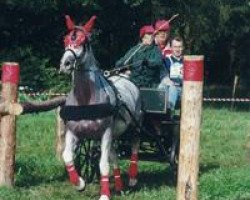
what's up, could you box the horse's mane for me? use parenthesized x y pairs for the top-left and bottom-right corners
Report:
(80, 43), (100, 71)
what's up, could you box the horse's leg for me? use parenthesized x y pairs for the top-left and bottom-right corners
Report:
(109, 146), (124, 193)
(99, 127), (112, 200)
(128, 136), (140, 187)
(62, 129), (85, 191)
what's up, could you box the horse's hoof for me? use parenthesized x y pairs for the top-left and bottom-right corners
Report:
(75, 177), (86, 191)
(99, 195), (110, 200)
(128, 178), (138, 188)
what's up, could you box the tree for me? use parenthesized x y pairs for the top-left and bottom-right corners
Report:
(0, 0), (249, 94)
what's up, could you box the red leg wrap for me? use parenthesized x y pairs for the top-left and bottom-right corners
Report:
(66, 164), (79, 185)
(128, 153), (138, 178)
(100, 176), (110, 197)
(113, 168), (123, 192)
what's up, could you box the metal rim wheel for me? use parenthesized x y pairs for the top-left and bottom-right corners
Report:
(74, 139), (100, 183)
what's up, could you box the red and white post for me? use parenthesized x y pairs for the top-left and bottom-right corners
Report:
(177, 55), (204, 200)
(0, 62), (20, 187)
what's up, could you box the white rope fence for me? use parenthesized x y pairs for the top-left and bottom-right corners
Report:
(21, 92), (67, 97)
(203, 98), (250, 102)
(20, 92), (250, 102)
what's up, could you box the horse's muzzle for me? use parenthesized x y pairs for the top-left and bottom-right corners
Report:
(59, 58), (74, 74)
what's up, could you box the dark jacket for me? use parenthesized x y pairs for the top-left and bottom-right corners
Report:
(115, 43), (165, 88)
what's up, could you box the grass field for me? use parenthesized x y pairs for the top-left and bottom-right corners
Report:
(0, 105), (250, 200)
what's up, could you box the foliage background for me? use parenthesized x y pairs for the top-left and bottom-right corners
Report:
(0, 0), (249, 92)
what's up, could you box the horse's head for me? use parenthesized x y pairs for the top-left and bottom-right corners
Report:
(59, 15), (97, 74)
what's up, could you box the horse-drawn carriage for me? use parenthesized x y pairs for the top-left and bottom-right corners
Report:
(74, 87), (180, 183)
(59, 15), (181, 200)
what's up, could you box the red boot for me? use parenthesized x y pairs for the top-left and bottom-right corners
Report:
(66, 164), (79, 185)
(128, 153), (138, 179)
(128, 153), (138, 187)
(100, 176), (110, 198)
(113, 168), (124, 192)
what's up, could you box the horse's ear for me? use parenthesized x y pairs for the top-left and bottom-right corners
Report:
(65, 15), (75, 31)
(83, 15), (97, 33)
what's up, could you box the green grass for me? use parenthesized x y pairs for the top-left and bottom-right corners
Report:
(0, 107), (250, 200)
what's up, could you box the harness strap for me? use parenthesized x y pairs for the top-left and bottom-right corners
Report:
(65, 49), (79, 60)
(60, 104), (116, 121)
(98, 74), (141, 132)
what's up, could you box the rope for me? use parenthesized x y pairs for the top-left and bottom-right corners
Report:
(20, 92), (67, 96)
(203, 98), (250, 102)
(19, 93), (250, 102)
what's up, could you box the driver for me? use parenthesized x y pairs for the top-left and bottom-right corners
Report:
(115, 25), (164, 88)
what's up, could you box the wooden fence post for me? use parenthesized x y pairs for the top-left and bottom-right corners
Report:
(55, 107), (65, 160)
(0, 62), (20, 187)
(177, 55), (204, 200)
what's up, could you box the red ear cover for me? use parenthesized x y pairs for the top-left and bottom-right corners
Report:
(65, 15), (75, 31)
(83, 15), (97, 33)
(63, 15), (96, 47)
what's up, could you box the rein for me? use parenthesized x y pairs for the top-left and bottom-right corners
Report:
(104, 60), (142, 77)
(61, 34), (139, 123)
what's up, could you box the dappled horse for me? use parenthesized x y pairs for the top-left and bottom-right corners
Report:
(59, 15), (142, 200)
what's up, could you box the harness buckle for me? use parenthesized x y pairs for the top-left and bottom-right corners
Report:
(104, 70), (110, 77)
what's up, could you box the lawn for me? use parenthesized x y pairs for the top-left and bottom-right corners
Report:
(0, 105), (249, 200)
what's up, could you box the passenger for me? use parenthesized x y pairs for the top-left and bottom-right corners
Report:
(154, 19), (172, 57)
(158, 36), (184, 112)
(154, 14), (179, 57)
(115, 25), (164, 88)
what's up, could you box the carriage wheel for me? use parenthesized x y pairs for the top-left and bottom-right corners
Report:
(74, 139), (100, 183)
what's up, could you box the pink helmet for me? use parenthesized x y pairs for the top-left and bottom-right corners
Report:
(139, 25), (155, 38)
(154, 20), (170, 32)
